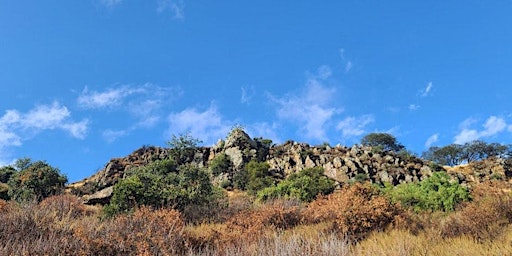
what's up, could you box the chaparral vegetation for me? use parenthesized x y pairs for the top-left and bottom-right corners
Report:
(1, 129), (512, 255)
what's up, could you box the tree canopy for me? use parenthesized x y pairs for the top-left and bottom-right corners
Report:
(422, 140), (511, 166)
(7, 158), (67, 202)
(361, 133), (405, 152)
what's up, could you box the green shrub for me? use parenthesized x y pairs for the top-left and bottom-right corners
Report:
(257, 167), (336, 202)
(167, 132), (202, 164)
(0, 166), (16, 183)
(104, 159), (223, 218)
(7, 159), (67, 203)
(352, 173), (369, 183)
(245, 161), (274, 195)
(232, 169), (249, 190)
(382, 172), (470, 212)
(209, 153), (232, 176)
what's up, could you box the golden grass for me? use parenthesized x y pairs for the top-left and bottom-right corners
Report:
(2, 182), (512, 255)
(355, 227), (512, 256)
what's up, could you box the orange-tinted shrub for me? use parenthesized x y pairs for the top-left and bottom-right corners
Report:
(304, 183), (402, 241)
(74, 206), (185, 255)
(227, 199), (303, 231)
(440, 194), (512, 241)
(0, 199), (9, 213)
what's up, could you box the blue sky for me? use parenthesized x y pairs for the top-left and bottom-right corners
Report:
(1, 1), (512, 182)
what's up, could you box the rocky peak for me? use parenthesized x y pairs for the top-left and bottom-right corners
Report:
(222, 129), (258, 170)
(224, 128), (257, 150)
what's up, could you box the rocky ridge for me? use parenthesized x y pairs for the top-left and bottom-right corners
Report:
(69, 130), (512, 204)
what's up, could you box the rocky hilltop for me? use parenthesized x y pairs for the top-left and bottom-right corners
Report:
(69, 129), (512, 204)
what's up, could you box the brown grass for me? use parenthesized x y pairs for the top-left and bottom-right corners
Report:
(1, 181), (512, 255)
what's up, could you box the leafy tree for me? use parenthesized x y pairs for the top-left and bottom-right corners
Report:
(0, 166), (16, 200)
(14, 158), (32, 171)
(245, 161), (274, 195)
(423, 141), (511, 166)
(382, 172), (470, 212)
(7, 159), (67, 202)
(257, 167), (336, 202)
(486, 142), (511, 158)
(461, 140), (486, 163)
(104, 159), (221, 217)
(422, 144), (464, 166)
(167, 132), (203, 164)
(361, 133), (405, 152)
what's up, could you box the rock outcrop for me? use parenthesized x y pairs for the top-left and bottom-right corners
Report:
(68, 131), (511, 205)
(266, 142), (432, 185)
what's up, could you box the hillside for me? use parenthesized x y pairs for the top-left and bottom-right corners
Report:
(68, 129), (511, 204)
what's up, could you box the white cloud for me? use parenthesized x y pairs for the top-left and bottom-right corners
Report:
(100, 0), (122, 8)
(23, 102), (71, 130)
(0, 101), (88, 156)
(271, 69), (340, 141)
(459, 117), (478, 129)
(454, 129), (479, 144)
(408, 104), (420, 111)
(247, 122), (281, 144)
(102, 129), (129, 143)
(78, 84), (177, 141)
(241, 86), (255, 104)
(61, 120), (89, 140)
(420, 82), (433, 97)
(336, 115), (374, 137)
(339, 48), (346, 59)
(17, 102), (88, 139)
(481, 116), (506, 136)
(167, 105), (232, 145)
(0, 129), (21, 148)
(425, 133), (439, 148)
(315, 65), (332, 80)
(454, 116), (508, 144)
(345, 61), (353, 73)
(78, 85), (145, 109)
(339, 48), (354, 73)
(157, 0), (185, 20)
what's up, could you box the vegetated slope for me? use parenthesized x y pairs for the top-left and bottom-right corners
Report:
(68, 129), (511, 204)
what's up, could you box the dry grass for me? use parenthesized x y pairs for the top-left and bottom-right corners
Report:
(1, 181), (512, 255)
(355, 227), (512, 256)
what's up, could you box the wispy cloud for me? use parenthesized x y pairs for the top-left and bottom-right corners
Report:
(157, 0), (185, 20)
(99, 0), (122, 8)
(270, 66), (341, 142)
(336, 115), (374, 137)
(78, 84), (178, 142)
(77, 85), (145, 109)
(339, 48), (354, 73)
(246, 122), (281, 144)
(454, 116), (508, 144)
(409, 104), (420, 111)
(102, 129), (129, 143)
(167, 104), (232, 145)
(420, 82), (433, 97)
(425, 133), (439, 148)
(345, 61), (353, 73)
(241, 86), (255, 104)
